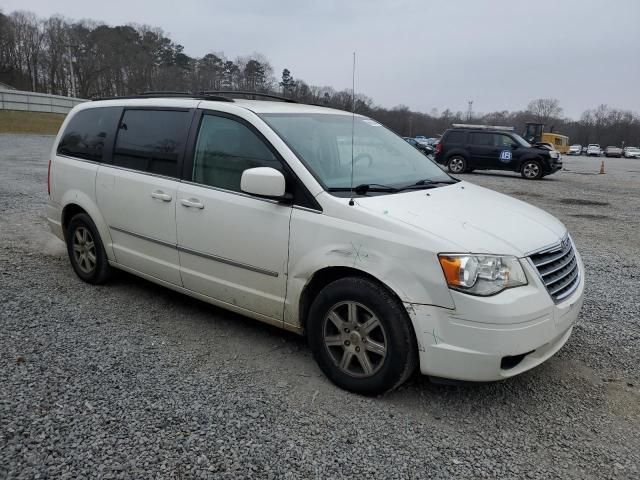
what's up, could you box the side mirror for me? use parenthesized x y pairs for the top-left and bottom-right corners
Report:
(241, 167), (290, 201)
(511, 143), (519, 149)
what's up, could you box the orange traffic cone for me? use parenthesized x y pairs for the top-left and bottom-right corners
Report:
(599, 160), (605, 174)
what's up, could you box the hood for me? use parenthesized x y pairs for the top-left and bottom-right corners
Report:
(356, 181), (566, 257)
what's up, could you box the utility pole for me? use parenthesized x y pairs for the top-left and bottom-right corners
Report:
(467, 100), (473, 121)
(67, 44), (76, 98)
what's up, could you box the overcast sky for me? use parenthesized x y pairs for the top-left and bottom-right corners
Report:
(3, 0), (639, 118)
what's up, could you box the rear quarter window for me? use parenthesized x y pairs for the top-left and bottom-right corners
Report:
(444, 131), (465, 144)
(57, 107), (120, 162)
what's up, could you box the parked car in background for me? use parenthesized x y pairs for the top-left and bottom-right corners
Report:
(417, 137), (439, 147)
(587, 144), (601, 157)
(47, 94), (584, 395)
(434, 124), (562, 179)
(604, 146), (623, 158)
(568, 144), (582, 155)
(403, 137), (434, 155)
(623, 146), (640, 158)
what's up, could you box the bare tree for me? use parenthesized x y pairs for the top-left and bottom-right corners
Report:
(526, 98), (563, 124)
(1, 8), (639, 146)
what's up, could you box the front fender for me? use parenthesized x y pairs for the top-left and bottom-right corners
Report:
(284, 208), (456, 327)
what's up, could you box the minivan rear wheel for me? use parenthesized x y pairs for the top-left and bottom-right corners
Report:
(447, 156), (467, 174)
(520, 160), (543, 180)
(66, 213), (112, 284)
(307, 277), (418, 395)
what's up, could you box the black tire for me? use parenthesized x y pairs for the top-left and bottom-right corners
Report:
(447, 155), (467, 174)
(307, 277), (418, 395)
(66, 213), (112, 284)
(520, 159), (544, 180)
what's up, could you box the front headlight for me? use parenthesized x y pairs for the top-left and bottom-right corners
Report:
(438, 254), (528, 296)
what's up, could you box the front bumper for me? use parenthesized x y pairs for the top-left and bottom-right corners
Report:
(405, 253), (585, 381)
(545, 160), (563, 174)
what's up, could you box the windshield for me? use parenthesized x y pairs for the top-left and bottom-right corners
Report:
(512, 133), (532, 147)
(260, 113), (453, 193)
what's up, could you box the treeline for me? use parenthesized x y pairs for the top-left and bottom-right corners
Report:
(1, 10), (639, 146)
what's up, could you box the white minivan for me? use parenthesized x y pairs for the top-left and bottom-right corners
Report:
(47, 93), (584, 395)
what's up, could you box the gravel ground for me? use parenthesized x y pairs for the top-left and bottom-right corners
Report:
(1, 134), (638, 479)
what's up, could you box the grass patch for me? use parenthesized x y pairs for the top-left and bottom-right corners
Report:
(0, 110), (66, 134)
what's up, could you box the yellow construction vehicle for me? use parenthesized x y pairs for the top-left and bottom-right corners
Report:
(523, 122), (569, 154)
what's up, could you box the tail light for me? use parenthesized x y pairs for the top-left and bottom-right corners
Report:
(47, 159), (52, 196)
(435, 142), (442, 155)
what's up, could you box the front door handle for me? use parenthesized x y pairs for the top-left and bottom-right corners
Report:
(151, 190), (172, 202)
(180, 198), (204, 209)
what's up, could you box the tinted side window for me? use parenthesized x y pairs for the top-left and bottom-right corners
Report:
(192, 115), (282, 192)
(469, 132), (493, 146)
(494, 134), (514, 147)
(112, 109), (190, 177)
(57, 107), (120, 162)
(445, 131), (465, 144)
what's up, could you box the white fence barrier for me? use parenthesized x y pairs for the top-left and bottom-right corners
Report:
(0, 89), (87, 114)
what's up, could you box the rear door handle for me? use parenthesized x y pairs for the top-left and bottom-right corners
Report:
(180, 198), (204, 209)
(151, 190), (172, 202)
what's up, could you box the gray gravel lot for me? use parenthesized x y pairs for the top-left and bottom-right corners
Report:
(1, 134), (639, 479)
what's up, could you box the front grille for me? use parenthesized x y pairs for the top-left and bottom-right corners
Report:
(529, 236), (580, 302)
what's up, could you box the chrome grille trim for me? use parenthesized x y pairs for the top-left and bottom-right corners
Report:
(529, 235), (581, 302)
(539, 248), (576, 278)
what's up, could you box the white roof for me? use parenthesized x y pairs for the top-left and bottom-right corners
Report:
(81, 97), (351, 116)
(203, 99), (351, 115)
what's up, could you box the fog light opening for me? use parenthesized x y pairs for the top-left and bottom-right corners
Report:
(501, 350), (535, 370)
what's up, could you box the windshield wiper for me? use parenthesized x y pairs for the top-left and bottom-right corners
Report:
(412, 178), (459, 186)
(328, 179), (458, 195)
(328, 183), (400, 195)
(396, 178), (459, 191)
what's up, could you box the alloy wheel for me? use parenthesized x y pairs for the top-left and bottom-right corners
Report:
(72, 226), (97, 274)
(449, 157), (464, 173)
(523, 162), (541, 179)
(322, 301), (388, 378)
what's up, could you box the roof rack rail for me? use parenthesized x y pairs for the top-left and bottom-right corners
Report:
(451, 123), (515, 131)
(199, 90), (298, 103)
(91, 91), (234, 102)
(141, 90), (191, 95)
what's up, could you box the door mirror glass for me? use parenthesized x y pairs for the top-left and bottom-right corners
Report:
(241, 167), (288, 200)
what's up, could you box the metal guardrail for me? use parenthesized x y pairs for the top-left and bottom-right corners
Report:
(0, 89), (87, 114)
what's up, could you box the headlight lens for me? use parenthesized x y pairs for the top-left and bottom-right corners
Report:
(438, 254), (528, 296)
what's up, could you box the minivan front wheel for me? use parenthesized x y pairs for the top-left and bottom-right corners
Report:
(521, 160), (543, 180)
(307, 277), (418, 395)
(66, 213), (112, 284)
(447, 156), (467, 174)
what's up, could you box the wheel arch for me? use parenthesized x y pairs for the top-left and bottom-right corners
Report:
(61, 203), (88, 237)
(59, 191), (115, 260)
(517, 154), (544, 170)
(444, 149), (470, 162)
(297, 266), (408, 335)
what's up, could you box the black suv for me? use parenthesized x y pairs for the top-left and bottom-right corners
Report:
(434, 125), (563, 180)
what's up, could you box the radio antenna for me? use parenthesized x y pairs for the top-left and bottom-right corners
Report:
(349, 51), (356, 206)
